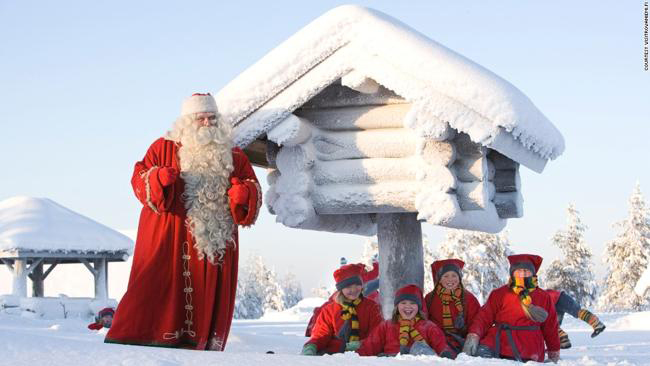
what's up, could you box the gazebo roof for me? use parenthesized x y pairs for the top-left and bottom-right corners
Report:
(0, 196), (133, 258)
(218, 5), (564, 173)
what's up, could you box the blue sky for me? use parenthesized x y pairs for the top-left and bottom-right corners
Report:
(1, 1), (649, 295)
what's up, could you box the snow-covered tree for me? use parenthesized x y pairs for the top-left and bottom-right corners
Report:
(281, 272), (303, 309)
(435, 229), (513, 303)
(422, 235), (435, 295)
(541, 204), (597, 307)
(311, 283), (334, 299)
(234, 275), (257, 319)
(234, 254), (286, 319)
(599, 182), (650, 311)
(261, 266), (285, 313)
(360, 237), (378, 268)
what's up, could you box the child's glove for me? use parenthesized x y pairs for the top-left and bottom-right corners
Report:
(409, 341), (435, 356)
(462, 333), (480, 356)
(158, 167), (178, 187)
(548, 350), (560, 363)
(301, 343), (317, 356)
(228, 177), (249, 205)
(345, 341), (361, 352)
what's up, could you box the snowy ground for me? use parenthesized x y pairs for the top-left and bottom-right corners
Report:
(2, 301), (650, 366)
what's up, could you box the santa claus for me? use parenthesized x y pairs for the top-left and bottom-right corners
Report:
(105, 93), (262, 351)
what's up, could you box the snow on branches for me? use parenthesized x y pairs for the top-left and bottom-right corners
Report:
(599, 182), (650, 312)
(234, 254), (303, 319)
(541, 204), (597, 307)
(435, 229), (512, 303)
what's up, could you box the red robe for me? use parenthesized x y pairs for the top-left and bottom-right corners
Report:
(424, 288), (481, 350)
(306, 296), (383, 354)
(468, 285), (560, 362)
(357, 318), (453, 356)
(105, 138), (261, 350)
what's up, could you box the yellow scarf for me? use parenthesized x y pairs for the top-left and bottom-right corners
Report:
(398, 315), (424, 346)
(509, 275), (538, 320)
(435, 283), (464, 332)
(341, 297), (362, 342)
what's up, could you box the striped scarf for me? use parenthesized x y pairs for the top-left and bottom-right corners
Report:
(340, 297), (362, 342)
(398, 315), (424, 346)
(435, 283), (464, 332)
(509, 275), (538, 320)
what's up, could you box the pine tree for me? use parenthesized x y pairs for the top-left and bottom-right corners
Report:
(311, 283), (333, 299)
(542, 204), (597, 307)
(281, 272), (303, 309)
(599, 182), (650, 311)
(435, 229), (512, 303)
(234, 254), (287, 318)
(262, 266), (285, 313)
(422, 235), (435, 295)
(360, 237), (378, 268)
(234, 255), (263, 319)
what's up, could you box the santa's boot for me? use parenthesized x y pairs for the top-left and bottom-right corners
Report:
(578, 309), (606, 337)
(558, 327), (571, 349)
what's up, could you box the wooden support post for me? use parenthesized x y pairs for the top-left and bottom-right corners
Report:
(94, 258), (108, 300)
(377, 213), (423, 320)
(12, 259), (27, 297)
(31, 261), (44, 297)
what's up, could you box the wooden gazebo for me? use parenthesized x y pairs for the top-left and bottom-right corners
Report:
(0, 196), (132, 300)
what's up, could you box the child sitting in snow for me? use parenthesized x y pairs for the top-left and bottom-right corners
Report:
(357, 284), (455, 358)
(462, 254), (561, 363)
(304, 257), (380, 337)
(302, 263), (383, 355)
(545, 289), (605, 349)
(424, 259), (481, 353)
(88, 307), (115, 330)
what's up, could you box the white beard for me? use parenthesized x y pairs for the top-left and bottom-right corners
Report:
(166, 115), (235, 264)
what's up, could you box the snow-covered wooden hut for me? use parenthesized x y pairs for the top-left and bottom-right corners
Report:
(216, 5), (565, 315)
(0, 196), (132, 301)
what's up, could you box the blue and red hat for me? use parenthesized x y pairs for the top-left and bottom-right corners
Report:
(394, 284), (423, 309)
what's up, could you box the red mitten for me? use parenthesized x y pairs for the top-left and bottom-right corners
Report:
(228, 178), (249, 205)
(88, 322), (103, 330)
(158, 167), (178, 187)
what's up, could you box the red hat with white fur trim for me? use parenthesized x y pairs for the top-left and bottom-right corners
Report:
(181, 93), (218, 116)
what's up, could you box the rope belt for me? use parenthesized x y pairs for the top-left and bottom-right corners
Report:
(494, 323), (540, 362)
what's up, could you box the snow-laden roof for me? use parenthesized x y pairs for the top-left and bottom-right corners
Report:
(217, 5), (564, 172)
(0, 196), (133, 254)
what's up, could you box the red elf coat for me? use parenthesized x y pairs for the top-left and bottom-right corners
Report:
(306, 295), (383, 354)
(357, 317), (453, 356)
(424, 288), (481, 349)
(468, 285), (561, 362)
(105, 138), (261, 350)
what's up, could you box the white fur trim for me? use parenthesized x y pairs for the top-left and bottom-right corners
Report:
(140, 166), (160, 215)
(181, 94), (218, 116)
